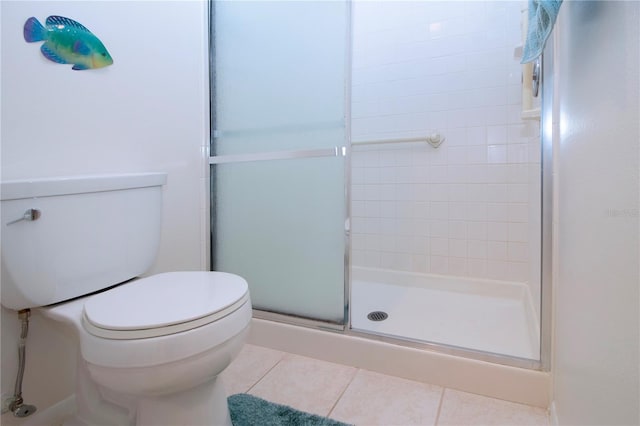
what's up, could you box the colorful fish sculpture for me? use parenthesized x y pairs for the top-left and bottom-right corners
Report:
(23, 16), (113, 70)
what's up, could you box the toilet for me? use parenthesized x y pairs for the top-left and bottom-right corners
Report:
(0, 173), (251, 426)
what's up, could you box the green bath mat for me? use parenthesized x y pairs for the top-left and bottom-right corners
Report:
(228, 394), (352, 426)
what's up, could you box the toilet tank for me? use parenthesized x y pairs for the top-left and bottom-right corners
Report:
(0, 173), (167, 310)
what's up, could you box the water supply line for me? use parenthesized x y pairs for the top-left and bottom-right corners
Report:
(5, 309), (37, 418)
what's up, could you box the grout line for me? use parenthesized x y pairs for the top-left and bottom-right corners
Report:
(327, 368), (360, 418)
(434, 387), (446, 426)
(244, 350), (287, 394)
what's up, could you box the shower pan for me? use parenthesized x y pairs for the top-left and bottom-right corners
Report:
(209, 0), (550, 371)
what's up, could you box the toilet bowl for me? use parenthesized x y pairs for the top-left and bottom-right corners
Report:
(43, 271), (251, 426)
(0, 173), (251, 425)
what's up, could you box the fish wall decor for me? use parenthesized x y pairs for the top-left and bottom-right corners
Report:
(23, 16), (113, 70)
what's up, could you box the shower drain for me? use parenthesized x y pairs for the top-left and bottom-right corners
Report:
(367, 311), (388, 322)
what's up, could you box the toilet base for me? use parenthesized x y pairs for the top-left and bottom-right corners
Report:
(69, 329), (247, 426)
(63, 377), (232, 426)
(61, 369), (231, 426)
(63, 354), (136, 426)
(137, 377), (231, 426)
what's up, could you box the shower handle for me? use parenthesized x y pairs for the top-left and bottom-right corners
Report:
(532, 58), (541, 97)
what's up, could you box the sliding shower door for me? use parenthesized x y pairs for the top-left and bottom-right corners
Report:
(210, 1), (349, 324)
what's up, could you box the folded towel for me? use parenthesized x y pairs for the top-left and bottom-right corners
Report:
(521, 0), (563, 63)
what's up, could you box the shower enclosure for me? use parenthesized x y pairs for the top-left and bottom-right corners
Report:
(210, 0), (548, 369)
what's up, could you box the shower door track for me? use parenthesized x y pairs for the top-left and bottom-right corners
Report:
(252, 309), (345, 332)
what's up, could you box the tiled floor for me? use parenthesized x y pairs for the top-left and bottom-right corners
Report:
(221, 344), (549, 426)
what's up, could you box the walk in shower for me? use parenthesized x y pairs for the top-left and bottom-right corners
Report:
(210, 1), (548, 368)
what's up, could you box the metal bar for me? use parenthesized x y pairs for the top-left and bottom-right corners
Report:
(343, 0), (353, 329)
(253, 309), (345, 332)
(209, 147), (342, 164)
(539, 35), (556, 373)
(351, 135), (428, 146)
(346, 328), (544, 371)
(213, 120), (344, 139)
(208, 0), (218, 272)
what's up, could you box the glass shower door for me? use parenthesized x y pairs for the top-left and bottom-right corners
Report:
(210, 1), (349, 324)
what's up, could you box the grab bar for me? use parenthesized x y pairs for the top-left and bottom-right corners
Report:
(352, 132), (445, 148)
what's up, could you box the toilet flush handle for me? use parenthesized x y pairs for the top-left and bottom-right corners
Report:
(6, 209), (41, 226)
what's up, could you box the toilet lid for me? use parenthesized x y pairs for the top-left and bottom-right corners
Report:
(83, 271), (249, 339)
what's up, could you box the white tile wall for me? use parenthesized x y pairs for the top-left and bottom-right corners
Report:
(351, 1), (541, 290)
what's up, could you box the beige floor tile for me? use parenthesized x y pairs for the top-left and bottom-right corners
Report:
(330, 369), (444, 426)
(220, 343), (285, 395)
(248, 353), (358, 417)
(437, 389), (549, 426)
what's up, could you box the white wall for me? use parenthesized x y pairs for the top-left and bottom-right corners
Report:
(0, 0), (208, 421)
(350, 1), (541, 303)
(552, 1), (639, 424)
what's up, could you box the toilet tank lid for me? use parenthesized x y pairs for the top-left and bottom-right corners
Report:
(0, 172), (167, 201)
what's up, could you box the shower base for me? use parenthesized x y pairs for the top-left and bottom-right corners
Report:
(350, 267), (540, 360)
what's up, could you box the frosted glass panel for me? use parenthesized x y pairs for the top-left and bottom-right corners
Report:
(213, 157), (345, 323)
(211, 0), (348, 324)
(214, 0), (347, 155)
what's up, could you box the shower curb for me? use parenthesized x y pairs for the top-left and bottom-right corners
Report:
(248, 318), (551, 408)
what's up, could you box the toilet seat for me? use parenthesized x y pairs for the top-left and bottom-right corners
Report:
(83, 271), (249, 340)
